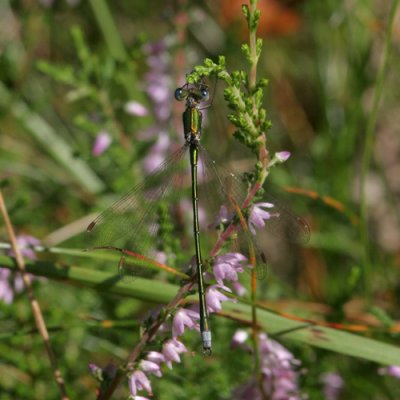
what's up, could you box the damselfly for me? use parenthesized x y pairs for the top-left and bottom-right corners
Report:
(85, 77), (310, 354)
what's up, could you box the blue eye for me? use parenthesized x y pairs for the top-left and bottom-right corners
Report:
(200, 89), (209, 101)
(174, 88), (186, 101)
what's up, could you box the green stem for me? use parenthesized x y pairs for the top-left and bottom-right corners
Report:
(359, 0), (399, 300)
(248, 1), (259, 91)
(246, 2), (268, 399)
(88, 0), (127, 61)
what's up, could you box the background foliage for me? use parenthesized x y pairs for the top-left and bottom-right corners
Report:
(0, 0), (400, 399)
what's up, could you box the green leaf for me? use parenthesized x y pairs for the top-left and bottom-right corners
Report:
(36, 61), (76, 86)
(71, 26), (91, 66)
(217, 55), (226, 68)
(252, 10), (261, 32)
(256, 38), (263, 57)
(370, 306), (395, 327)
(241, 4), (250, 23)
(241, 44), (251, 64)
(225, 302), (400, 366)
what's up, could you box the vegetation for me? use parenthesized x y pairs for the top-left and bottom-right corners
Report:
(0, 0), (399, 398)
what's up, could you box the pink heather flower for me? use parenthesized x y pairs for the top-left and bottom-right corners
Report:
(258, 333), (302, 399)
(132, 396), (151, 400)
(146, 351), (165, 365)
(11, 235), (41, 260)
(144, 40), (167, 52)
(259, 332), (298, 368)
(143, 132), (170, 173)
(206, 284), (236, 313)
(378, 365), (400, 378)
(248, 202), (278, 235)
(1, 235), (40, 303)
(275, 151), (291, 162)
(88, 363), (102, 381)
(139, 360), (162, 378)
(267, 375), (299, 400)
(7, 233), (41, 257)
(152, 251), (167, 265)
(88, 362), (101, 373)
(129, 370), (153, 397)
(232, 331), (303, 400)
(124, 101), (148, 117)
(172, 308), (200, 338)
(146, 75), (170, 104)
(214, 205), (230, 226)
(0, 269), (14, 304)
(213, 252), (249, 285)
(92, 131), (112, 156)
(143, 152), (165, 174)
(88, 363), (116, 381)
(268, 151), (291, 169)
(233, 281), (247, 296)
(231, 329), (249, 350)
(162, 339), (187, 369)
(232, 378), (262, 399)
(144, 41), (172, 122)
(320, 372), (344, 400)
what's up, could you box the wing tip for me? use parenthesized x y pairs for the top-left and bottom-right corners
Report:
(86, 221), (96, 232)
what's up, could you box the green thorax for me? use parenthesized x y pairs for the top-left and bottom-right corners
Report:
(182, 105), (202, 142)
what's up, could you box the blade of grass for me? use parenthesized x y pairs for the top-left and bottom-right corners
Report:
(224, 302), (400, 366)
(0, 255), (179, 304)
(88, 0), (126, 61)
(0, 83), (104, 194)
(1, 254), (400, 365)
(359, 0), (399, 299)
(87, 0), (147, 103)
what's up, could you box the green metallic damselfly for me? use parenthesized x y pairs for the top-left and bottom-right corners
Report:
(85, 77), (310, 355)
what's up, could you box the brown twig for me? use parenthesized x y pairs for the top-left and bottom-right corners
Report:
(0, 190), (69, 400)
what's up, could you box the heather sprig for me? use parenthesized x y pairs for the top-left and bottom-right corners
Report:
(87, 1), (296, 398)
(230, 330), (303, 399)
(187, 56), (271, 153)
(186, 1), (279, 204)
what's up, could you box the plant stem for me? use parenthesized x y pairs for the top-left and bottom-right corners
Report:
(359, 0), (399, 300)
(0, 191), (70, 400)
(246, 1), (269, 399)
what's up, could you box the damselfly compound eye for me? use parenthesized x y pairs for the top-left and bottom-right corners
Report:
(174, 87), (185, 101)
(200, 88), (209, 101)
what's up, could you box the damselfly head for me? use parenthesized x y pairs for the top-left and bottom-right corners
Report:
(174, 83), (209, 103)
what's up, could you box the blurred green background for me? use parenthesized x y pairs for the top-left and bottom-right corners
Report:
(0, 0), (400, 399)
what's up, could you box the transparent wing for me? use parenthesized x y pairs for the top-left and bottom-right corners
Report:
(85, 144), (192, 277)
(85, 141), (310, 282)
(255, 194), (311, 245)
(197, 146), (310, 280)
